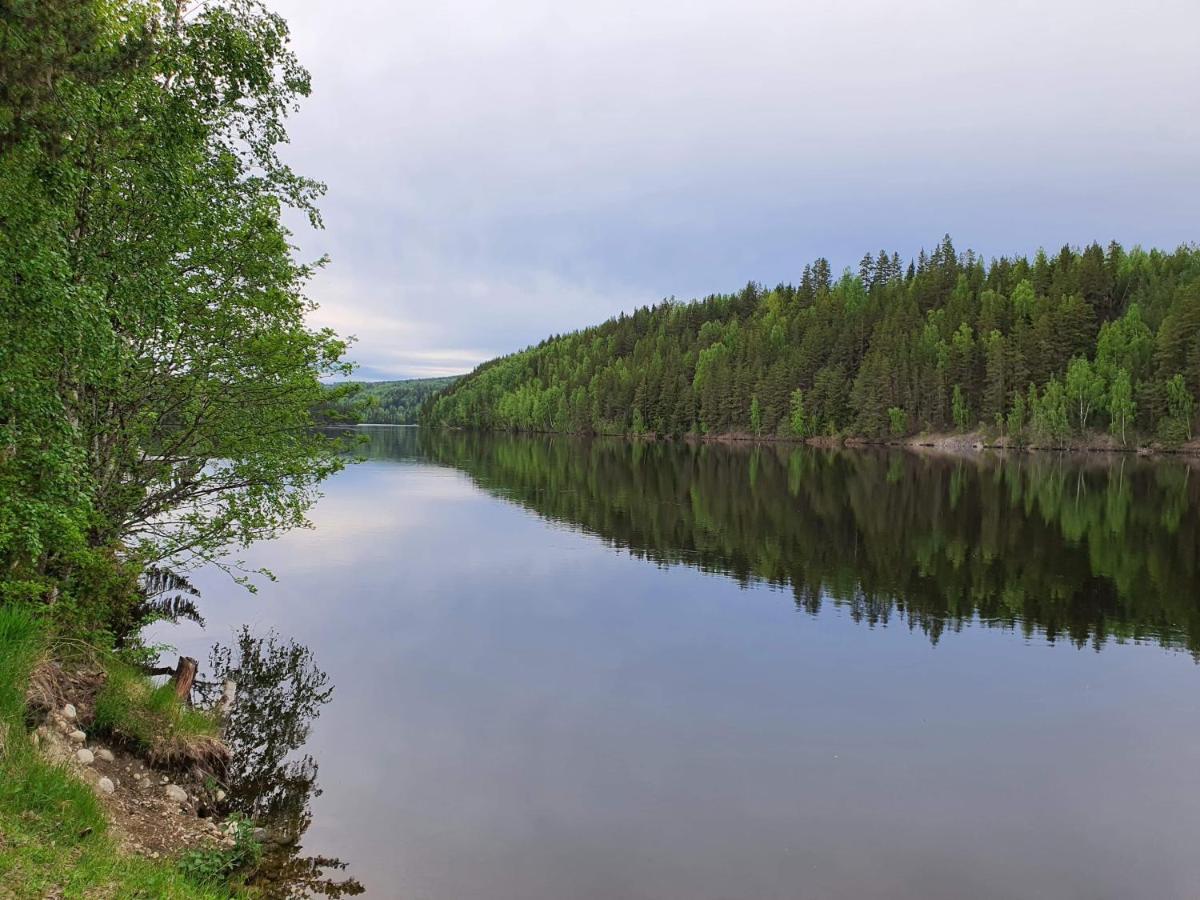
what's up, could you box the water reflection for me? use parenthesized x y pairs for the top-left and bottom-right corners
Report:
(207, 629), (364, 897)
(362, 427), (1200, 654)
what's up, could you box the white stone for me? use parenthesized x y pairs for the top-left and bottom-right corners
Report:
(95, 748), (115, 763)
(165, 784), (188, 803)
(215, 789), (226, 802)
(62, 704), (77, 721)
(68, 730), (87, 744)
(75, 748), (95, 765)
(97, 777), (115, 795)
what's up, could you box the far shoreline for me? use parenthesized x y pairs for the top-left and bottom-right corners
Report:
(395, 424), (1200, 460)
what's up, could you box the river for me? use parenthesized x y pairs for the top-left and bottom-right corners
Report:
(155, 427), (1200, 899)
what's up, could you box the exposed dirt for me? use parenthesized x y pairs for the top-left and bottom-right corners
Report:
(29, 685), (235, 861)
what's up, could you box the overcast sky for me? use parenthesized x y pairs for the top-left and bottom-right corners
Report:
(270, 0), (1200, 380)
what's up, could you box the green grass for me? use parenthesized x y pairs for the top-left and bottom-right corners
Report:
(0, 607), (233, 899)
(93, 661), (221, 760)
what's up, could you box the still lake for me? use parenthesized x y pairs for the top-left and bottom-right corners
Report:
(157, 427), (1200, 899)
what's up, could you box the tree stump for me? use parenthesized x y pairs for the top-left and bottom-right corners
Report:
(171, 656), (198, 702)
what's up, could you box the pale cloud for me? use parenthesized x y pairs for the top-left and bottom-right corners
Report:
(269, 0), (1200, 379)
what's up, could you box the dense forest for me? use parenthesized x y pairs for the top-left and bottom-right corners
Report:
(398, 429), (1200, 653)
(326, 376), (458, 424)
(423, 238), (1200, 447)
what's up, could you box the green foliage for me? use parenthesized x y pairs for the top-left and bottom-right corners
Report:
(1065, 356), (1105, 432)
(887, 407), (908, 437)
(750, 395), (763, 436)
(1032, 377), (1071, 447)
(0, 608), (43, 724)
(631, 406), (646, 435)
(0, 609), (226, 898)
(1108, 369), (1135, 445)
(424, 239), (1200, 449)
(177, 816), (262, 890)
(0, 0), (351, 638)
(322, 376), (459, 424)
(951, 384), (971, 432)
(789, 389), (808, 438)
(1007, 389), (1028, 445)
(1161, 374), (1196, 444)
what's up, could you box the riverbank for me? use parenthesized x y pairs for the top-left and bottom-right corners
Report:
(0, 610), (256, 898)
(429, 424), (1200, 458)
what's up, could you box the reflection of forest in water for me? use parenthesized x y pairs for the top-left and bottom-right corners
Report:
(361, 427), (1200, 654)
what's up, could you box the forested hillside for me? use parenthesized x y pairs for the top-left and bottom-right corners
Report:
(330, 376), (458, 424)
(423, 238), (1200, 446)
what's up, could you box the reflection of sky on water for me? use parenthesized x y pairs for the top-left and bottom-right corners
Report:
(153, 444), (1200, 900)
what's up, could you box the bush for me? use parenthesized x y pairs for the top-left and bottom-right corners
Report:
(177, 815), (262, 890)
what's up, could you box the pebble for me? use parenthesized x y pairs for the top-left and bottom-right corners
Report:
(62, 704), (77, 721)
(75, 748), (95, 766)
(95, 748), (115, 763)
(68, 730), (87, 744)
(165, 784), (188, 803)
(215, 789), (226, 802)
(97, 777), (115, 795)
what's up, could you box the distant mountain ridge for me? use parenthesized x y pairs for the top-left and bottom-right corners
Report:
(329, 376), (460, 424)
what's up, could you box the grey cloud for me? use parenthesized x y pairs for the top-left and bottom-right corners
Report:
(272, 0), (1200, 379)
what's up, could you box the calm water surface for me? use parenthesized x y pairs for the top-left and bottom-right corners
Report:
(160, 428), (1200, 899)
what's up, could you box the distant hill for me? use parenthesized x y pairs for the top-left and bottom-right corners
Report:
(422, 238), (1200, 446)
(328, 376), (460, 424)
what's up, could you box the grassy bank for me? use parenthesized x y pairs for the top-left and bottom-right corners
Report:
(0, 608), (235, 899)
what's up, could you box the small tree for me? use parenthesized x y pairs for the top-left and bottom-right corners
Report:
(951, 384), (971, 432)
(1007, 389), (1027, 446)
(1033, 376), (1070, 447)
(1065, 356), (1104, 433)
(750, 395), (762, 436)
(1162, 374), (1195, 443)
(1107, 369), (1135, 445)
(789, 389), (808, 438)
(887, 407), (908, 437)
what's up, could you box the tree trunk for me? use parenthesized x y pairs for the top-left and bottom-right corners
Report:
(171, 656), (198, 702)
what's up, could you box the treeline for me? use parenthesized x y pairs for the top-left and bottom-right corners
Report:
(423, 238), (1200, 447)
(405, 430), (1200, 653)
(323, 376), (458, 424)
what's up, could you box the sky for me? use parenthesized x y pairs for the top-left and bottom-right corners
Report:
(268, 0), (1200, 381)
